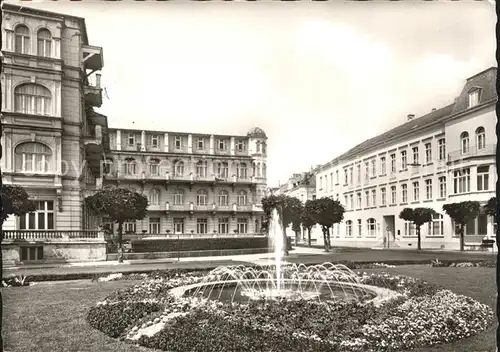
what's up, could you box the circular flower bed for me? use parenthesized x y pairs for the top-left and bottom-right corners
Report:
(87, 266), (493, 352)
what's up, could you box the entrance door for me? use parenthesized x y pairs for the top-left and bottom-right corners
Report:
(383, 215), (396, 248)
(173, 218), (184, 234)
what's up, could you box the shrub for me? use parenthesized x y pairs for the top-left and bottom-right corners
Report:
(131, 237), (272, 253)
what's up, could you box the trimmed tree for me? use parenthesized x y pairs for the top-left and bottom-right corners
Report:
(398, 207), (437, 250)
(85, 187), (149, 262)
(261, 194), (303, 256)
(0, 185), (36, 234)
(308, 197), (345, 252)
(443, 201), (481, 252)
(300, 200), (317, 247)
(484, 197), (496, 218)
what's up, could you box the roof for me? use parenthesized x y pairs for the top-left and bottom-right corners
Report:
(107, 127), (248, 139)
(247, 127), (267, 139)
(451, 67), (497, 115)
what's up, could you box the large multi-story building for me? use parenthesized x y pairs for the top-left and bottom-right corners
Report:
(1, 3), (108, 233)
(314, 67), (497, 250)
(277, 171), (316, 203)
(99, 127), (268, 235)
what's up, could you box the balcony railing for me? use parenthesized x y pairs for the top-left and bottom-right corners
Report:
(448, 144), (495, 163)
(127, 232), (266, 239)
(3, 230), (101, 241)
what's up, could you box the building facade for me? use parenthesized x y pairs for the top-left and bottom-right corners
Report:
(314, 67), (497, 250)
(1, 3), (108, 233)
(100, 127), (268, 235)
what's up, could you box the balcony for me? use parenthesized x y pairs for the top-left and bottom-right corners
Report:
(2, 230), (102, 242)
(85, 110), (110, 177)
(84, 73), (103, 107)
(447, 144), (495, 164)
(82, 45), (104, 71)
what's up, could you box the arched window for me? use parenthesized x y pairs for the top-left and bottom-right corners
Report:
(345, 220), (352, 237)
(196, 161), (207, 178)
(218, 190), (229, 206)
(367, 218), (376, 237)
(216, 162), (228, 178)
(149, 158), (160, 176)
(237, 162), (247, 179)
(15, 142), (52, 173)
(476, 127), (485, 150)
(173, 189), (184, 205)
(149, 188), (160, 205)
(37, 28), (52, 57)
(14, 84), (52, 115)
(197, 189), (208, 206)
(14, 25), (30, 54)
(174, 160), (184, 176)
(460, 132), (469, 154)
(237, 190), (247, 206)
(124, 158), (137, 175)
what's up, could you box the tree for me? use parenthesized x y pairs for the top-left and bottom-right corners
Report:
(261, 194), (303, 256)
(398, 207), (437, 250)
(0, 185), (36, 228)
(300, 200), (317, 247)
(443, 201), (481, 252)
(308, 197), (345, 252)
(85, 187), (149, 262)
(484, 197), (496, 218)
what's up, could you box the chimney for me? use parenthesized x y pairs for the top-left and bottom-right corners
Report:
(407, 114), (415, 121)
(431, 108), (436, 112)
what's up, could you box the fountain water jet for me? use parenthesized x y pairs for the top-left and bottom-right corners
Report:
(270, 208), (283, 295)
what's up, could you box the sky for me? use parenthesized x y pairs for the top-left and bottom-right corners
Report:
(6, 0), (496, 187)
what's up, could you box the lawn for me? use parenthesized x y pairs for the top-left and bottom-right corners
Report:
(2, 267), (496, 352)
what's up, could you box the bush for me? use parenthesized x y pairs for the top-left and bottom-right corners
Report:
(132, 237), (273, 253)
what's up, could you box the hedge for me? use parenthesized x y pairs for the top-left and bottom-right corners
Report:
(131, 237), (292, 253)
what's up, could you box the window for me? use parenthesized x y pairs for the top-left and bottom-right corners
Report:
(371, 159), (376, 177)
(218, 218), (229, 234)
(174, 161), (184, 176)
(218, 139), (227, 150)
(438, 176), (446, 198)
(197, 137), (204, 150)
(197, 189), (208, 206)
(216, 162), (229, 178)
(36, 28), (52, 57)
(356, 193), (362, 209)
(196, 161), (207, 178)
(21, 247), (43, 261)
(149, 188), (160, 205)
(380, 157), (386, 175)
(14, 84), (51, 115)
(476, 127), (485, 150)
(124, 158), (137, 175)
(390, 186), (397, 204)
(367, 218), (376, 237)
(218, 190), (229, 206)
(15, 142), (52, 173)
(124, 221), (136, 233)
(425, 143), (432, 164)
(357, 165), (361, 183)
(102, 159), (113, 174)
(173, 218), (184, 234)
(236, 140), (246, 152)
(149, 217), (160, 234)
(453, 168), (470, 194)
(401, 184), (408, 203)
(357, 219), (362, 237)
(400, 150), (407, 170)
(390, 154), (396, 173)
(438, 138), (446, 161)
(18, 200), (54, 230)
(349, 195), (354, 210)
(477, 165), (489, 191)
(149, 159), (160, 176)
(477, 214), (488, 235)
(364, 162), (369, 181)
(349, 167), (353, 184)
(365, 191), (370, 207)
(175, 136), (182, 149)
(428, 213), (443, 236)
(128, 133), (135, 146)
(344, 195), (348, 209)
(344, 170), (348, 185)
(237, 191), (247, 206)
(460, 132), (469, 154)
(346, 220), (353, 237)
(412, 147), (419, 165)
(336, 170), (339, 184)
(14, 25), (30, 54)
(468, 89), (480, 108)
(412, 181), (419, 202)
(372, 190), (376, 206)
(237, 218), (248, 233)
(425, 179), (432, 200)
(319, 177), (323, 190)
(330, 173), (334, 189)
(197, 218), (208, 234)
(256, 142), (261, 153)
(381, 187), (386, 205)
(173, 189), (184, 205)
(404, 222), (415, 237)
(151, 135), (159, 148)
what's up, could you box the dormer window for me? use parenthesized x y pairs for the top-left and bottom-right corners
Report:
(468, 88), (481, 108)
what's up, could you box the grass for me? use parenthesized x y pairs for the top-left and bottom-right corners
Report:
(2, 267), (497, 352)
